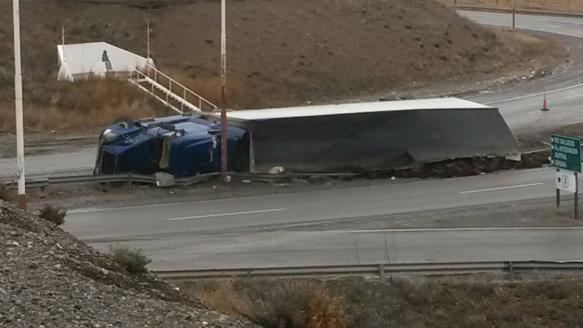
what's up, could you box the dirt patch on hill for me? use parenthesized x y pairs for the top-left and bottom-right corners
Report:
(0, 0), (564, 133)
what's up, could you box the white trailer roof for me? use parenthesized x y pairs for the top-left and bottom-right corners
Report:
(222, 98), (491, 121)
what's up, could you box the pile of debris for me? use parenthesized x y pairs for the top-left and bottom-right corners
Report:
(0, 201), (257, 327)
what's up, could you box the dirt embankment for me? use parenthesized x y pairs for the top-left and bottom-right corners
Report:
(184, 276), (583, 328)
(0, 0), (563, 133)
(0, 202), (256, 327)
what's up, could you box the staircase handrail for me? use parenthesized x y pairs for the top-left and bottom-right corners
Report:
(136, 64), (218, 112)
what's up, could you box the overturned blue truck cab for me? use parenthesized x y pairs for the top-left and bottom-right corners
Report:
(94, 116), (247, 177)
(94, 98), (521, 177)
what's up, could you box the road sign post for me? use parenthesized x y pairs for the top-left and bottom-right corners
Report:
(551, 134), (581, 219)
(556, 182), (560, 208)
(576, 173), (579, 220)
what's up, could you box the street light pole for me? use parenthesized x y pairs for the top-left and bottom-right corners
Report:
(13, 0), (26, 209)
(146, 19), (150, 59)
(220, 0), (228, 181)
(512, 0), (516, 30)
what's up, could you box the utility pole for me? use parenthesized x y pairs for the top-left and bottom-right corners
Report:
(13, 0), (26, 209)
(61, 25), (65, 66)
(512, 0), (516, 30)
(146, 19), (150, 59)
(220, 0), (228, 181)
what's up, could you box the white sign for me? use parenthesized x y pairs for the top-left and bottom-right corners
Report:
(556, 169), (577, 193)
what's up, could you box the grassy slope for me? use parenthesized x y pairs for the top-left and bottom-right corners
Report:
(184, 277), (583, 327)
(0, 0), (562, 132)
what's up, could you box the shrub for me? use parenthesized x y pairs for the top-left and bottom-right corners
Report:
(193, 280), (251, 315)
(305, 286), (346, 328)
(108, 245), (151, 274)
(234, 280), (346, 328)
(38, 204), (67, 226)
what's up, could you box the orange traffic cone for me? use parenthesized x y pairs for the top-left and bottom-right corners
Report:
(542, 91), (550, 111)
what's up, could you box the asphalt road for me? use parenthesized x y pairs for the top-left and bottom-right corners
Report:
(461, 11), (583, 132)
(64, 167), (583, 270)
(110, 228), (583, 271)
(0, 148), (95, 179)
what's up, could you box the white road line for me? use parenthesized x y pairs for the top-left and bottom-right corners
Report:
(459, 182), (544, 194)
(167, 208), (286, 221)
(69, 194), (289, 214)
(346, 226), (583, 233)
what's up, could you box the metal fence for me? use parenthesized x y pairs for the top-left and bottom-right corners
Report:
(439, 0), (583, 15)
(154, 261), (583, 281)
(0, 172), (358, 190)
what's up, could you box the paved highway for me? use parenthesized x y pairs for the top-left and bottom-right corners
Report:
(461, 11), (583, 132)
(0, 148), (95, 178)
(69, 168), (553, 241)
(64, 167), (583, 270)
(460, 10), (583, 38)
(100, 228), (583, 271)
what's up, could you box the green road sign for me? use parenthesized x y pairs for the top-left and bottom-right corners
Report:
(551, 134), (581, 173)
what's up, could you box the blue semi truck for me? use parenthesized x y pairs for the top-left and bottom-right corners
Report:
(94, 115), (247, 177)
(94, 98), (520, 176)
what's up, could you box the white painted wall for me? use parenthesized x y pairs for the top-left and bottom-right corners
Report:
(57, 42), (154, 81)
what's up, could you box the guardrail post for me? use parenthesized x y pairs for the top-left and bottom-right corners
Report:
(40, 185), (47, 198)
(512, 0), (516, 30)
(508, 261), (514, 283)
(128, 174), (133, 188)
(379, 263), (385, 282)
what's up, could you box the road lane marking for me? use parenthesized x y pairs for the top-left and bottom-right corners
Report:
(459, 182), (544, 194)
(69, 195), (288, 214)
(167, 208), (286, 221)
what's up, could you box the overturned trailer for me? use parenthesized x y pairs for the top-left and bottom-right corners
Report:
(94, 98), (520, 176)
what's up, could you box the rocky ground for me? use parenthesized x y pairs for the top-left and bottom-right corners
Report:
(0, 201), (258, 327)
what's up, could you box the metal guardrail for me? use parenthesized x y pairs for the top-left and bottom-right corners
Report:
(455, 5), (583, 17)
(153, 261), (583, 281)
(1, 173), (153, 189)
(440, 0), (583, 17)
(454, 5), (583, 18)
(0, 171), (359, 189)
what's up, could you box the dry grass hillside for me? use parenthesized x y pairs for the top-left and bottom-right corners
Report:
(0, 0), (562, 133)
(184, 277), (583, 327)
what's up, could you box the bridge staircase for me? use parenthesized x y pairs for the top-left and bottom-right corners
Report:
(128, 64), (218, 114)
